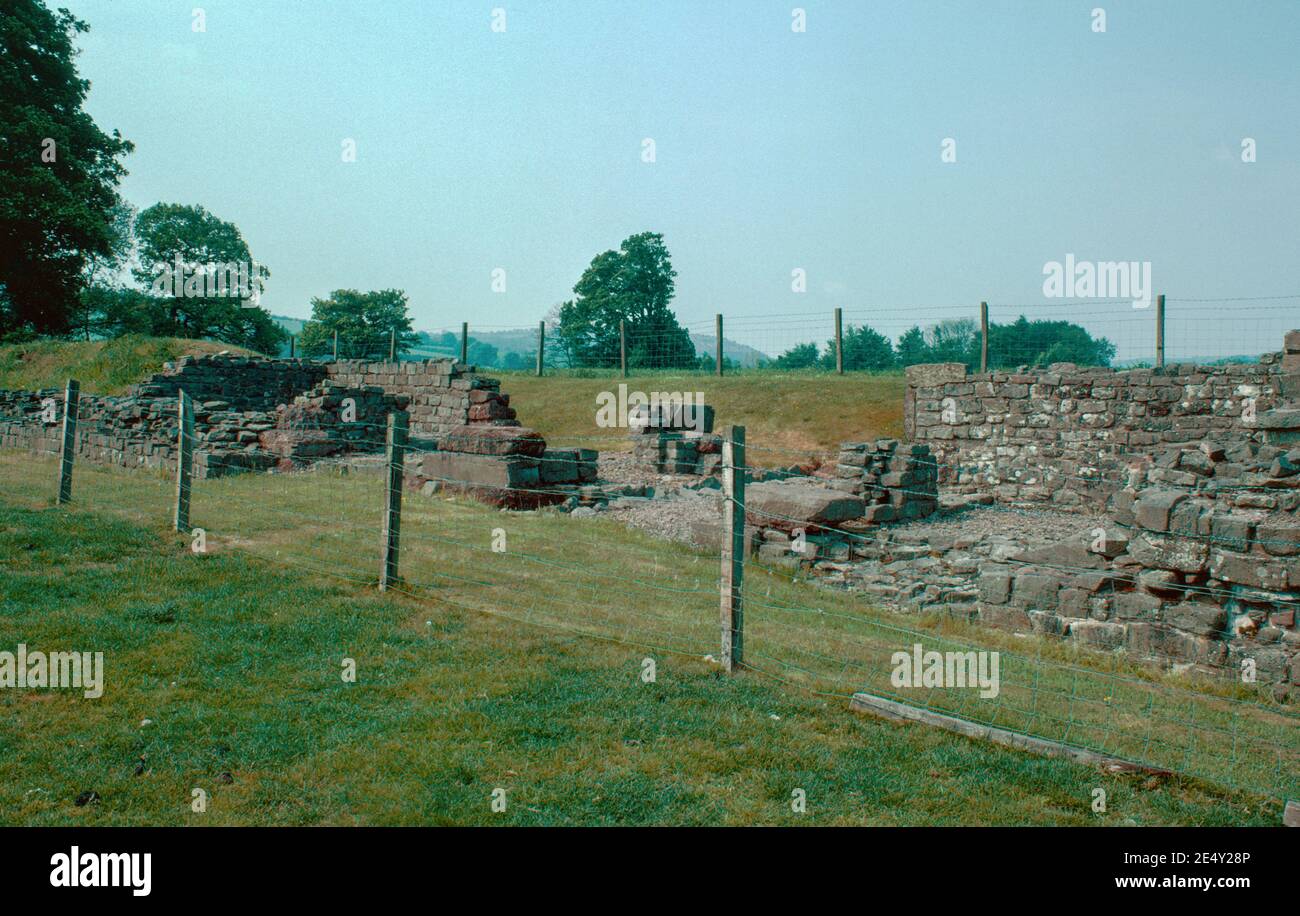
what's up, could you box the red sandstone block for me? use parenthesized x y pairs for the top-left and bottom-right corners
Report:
(437, 424), (545, 457)
(468, 401), (517, 421)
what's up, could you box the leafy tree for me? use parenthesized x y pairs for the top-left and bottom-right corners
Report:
(923, 318), (978, 364)
(0, 0), (134, 337)
(986, 316), (1115, 368)
(68, 200), (136, 339)
(132, 203), (284, 353)
(501, 351), (531, 371)
(895, 315), (1116, 370)
(467, 339), (498, 366)
(821, 324), (896, 371)
(772, 341), (820, 370)
(556, 232), (695, 369)
(298, 289), (418, 360)
(895, 325), (928, 366)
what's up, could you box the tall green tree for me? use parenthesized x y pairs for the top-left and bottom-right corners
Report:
(132, 202), (284, 353)
(986, 316), (1115, 368)
(821, 324), (896, 371)
(772, 341), (820, 369)
(556, 232), (696, 369)
(68, 200), (136, 339)
(298, 289), (419, 360)
(0, 0), (134, 337)
(924, 318), (978, 364)
(895, 325), (928, 366)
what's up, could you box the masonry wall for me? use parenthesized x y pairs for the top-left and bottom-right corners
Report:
(0, 354), (516, 478)
(324, 359), (502, 437)
(904, 349), (1291, 507)
(0, 389), (184, 469)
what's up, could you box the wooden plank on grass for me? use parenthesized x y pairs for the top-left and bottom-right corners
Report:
(849, 691), (1169, 775)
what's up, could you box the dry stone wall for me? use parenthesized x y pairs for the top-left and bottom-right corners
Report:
(904, 344), (1292, 507)
(324, 359), (494, 437)
(0, 353), (498, 479)
(628, 403), (721, 476)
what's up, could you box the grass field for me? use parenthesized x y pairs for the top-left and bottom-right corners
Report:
(0, 336), (259, 396)
(483, 370), (906, 461)
(0, 337), (905, 464)
(1, 450), (1294, 825)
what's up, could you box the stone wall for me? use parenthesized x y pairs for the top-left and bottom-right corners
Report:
(904, 340), (1294, 507)
(629, 403), (722, 475)
(0, 388), (183, 470)
(324, 358), (497, 437)
(0, 353), (502, 479)
(830, 439), (939, 523)
(135, 354), (328, 409)
(976, 439), (1299, 684)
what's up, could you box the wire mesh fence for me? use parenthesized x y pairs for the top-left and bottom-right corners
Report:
(351, 294), (1300, 378)
(2, 397), (1297, 809)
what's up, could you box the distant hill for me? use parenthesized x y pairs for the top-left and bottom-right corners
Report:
(688, 333), (768, 368)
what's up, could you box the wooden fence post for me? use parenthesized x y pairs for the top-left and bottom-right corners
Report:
(835, 307), (844, 374)
(1155, 293), (1165, 369)
(715, 314), (724, 377)
(333, 329), (339, 361)
(379, 410), (408, 591)
(174, 389), (194, 532)
(720, 424), (745, 672)
(979, 301), (989, 373)
(536, 321), (545, 376)
(389, 328), (397, 362)
(620, 320), (628, 378)
(461, 322), (469, 364)
(56, 378), (79, 505)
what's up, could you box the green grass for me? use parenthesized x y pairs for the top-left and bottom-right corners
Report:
(0, 451), (1293, 825)
(0, 336), (902, 465)
(0, 335), (260, 396)
(492, 371), (906, 463)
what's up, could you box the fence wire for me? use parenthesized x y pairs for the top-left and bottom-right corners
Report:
(1, 396), (1296, 807)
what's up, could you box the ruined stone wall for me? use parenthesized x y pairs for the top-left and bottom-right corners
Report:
(975, 439), (1299, 686)
(904, 344), (1292, 507)
(134, 354), (329, 409)
(830, 439), (939, 523)
(324, 358), (504, 437)
(0, 388), (184, 470)
(628, 403), (722, 476)
(0, 353), (519, 478)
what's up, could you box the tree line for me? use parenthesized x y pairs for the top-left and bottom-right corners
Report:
(0, 1), (1113, 372)
(769, 317), (1117, 371)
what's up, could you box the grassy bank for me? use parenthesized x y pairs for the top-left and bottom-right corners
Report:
(0, 451), (1291, 825)
(0, 336), (259, 396)
(0, 337), (902, 462)
(493, 371), (906, 462)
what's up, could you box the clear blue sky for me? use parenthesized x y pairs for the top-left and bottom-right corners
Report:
(64, 0), (1300, 360)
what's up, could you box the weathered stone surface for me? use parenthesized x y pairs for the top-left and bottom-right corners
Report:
(1164, 601), (1227, 637)
(743, 481), (865, 530)
(436, 425), (546, 457)
(977, 566), (1012, 604)
(1134, 489), (1187, 532)
(1068, 619), (1125, 649)
(905, 362), (968, 387)
(421, 451), (539, 488)
(1011, 572), (1061, 608)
